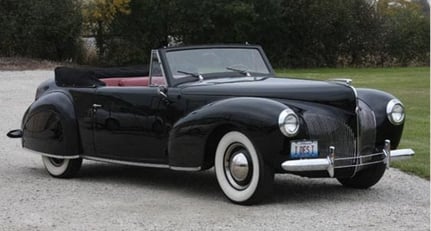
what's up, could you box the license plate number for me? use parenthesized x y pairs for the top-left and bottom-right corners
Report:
(290, 140), (318, 159)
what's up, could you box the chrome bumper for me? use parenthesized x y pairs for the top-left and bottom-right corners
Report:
(281, 140), (414, 177)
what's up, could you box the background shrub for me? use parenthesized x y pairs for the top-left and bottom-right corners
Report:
(0, 0), (428, 67)
(0, 0), (82, 61)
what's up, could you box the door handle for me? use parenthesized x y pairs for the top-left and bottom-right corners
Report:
(92, 104), (102, 112)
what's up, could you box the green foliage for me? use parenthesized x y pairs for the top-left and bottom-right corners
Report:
(266, 0), (380, 67)
(176, 0), (257, 44)
(82, 0), (131, 58)
(0, 0), (82, 61)
(0, 0), (428, 67)
(378, 0), (430, 65)
(93, 0), (429, 67)
(97, 0), (172, 65)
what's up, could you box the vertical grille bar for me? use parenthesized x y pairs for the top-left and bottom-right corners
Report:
(357, 100), (377, 166)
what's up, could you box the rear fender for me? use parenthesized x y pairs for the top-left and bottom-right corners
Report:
(22, 91), (81, 156)
(168, 97), (289, 169)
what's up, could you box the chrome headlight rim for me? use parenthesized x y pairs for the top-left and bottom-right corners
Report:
(278, 108), (300, 137)
(386, 99), (405, 125)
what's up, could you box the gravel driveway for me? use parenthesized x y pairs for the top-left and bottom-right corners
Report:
(0, 70), (429, 231)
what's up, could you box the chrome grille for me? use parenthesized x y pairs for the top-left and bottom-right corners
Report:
(304, 113), (355, 160)
(302, 101), (377, 172)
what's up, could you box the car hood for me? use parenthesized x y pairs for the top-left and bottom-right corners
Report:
(179, 77), (357, 111)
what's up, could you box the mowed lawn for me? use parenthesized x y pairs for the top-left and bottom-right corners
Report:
(277, 67), (430, 179)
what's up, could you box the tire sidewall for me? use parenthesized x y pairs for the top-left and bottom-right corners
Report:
(42, 156), (70, 176)
(215, 131), (261, 203)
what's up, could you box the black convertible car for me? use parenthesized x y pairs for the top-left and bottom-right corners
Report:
(7, 45), (414, 204)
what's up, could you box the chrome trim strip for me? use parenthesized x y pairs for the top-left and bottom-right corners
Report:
(348, 84), (361, 176)
(24, 148), (80, 159)
(23, 148), (202, 171)
(170, 166), (202, 171)
(335, 160), (387, 169)
(82, 156), (202, 171)
(41, 153), (80, 159)
(82, 155), (170, 168)
(334, 152), (384, 160)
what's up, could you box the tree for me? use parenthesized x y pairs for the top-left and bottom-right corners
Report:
(378, 0), (430, 65)
(83, 0), (131, 57)
(98, 0), (175, 65)
(0, 0), (82, 61)
(83, 0), (429, 67)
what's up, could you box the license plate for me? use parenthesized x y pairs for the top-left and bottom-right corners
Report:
(290, 140), (318, 159)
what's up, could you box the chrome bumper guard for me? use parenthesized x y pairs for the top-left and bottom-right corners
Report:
(281, 140), (414, 177)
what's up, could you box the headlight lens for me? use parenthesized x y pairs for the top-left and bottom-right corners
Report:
(278, 108), (299, 137)
(386, 99), (405, 125)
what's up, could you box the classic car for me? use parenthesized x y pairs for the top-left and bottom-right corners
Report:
(7, 44), (414, 204)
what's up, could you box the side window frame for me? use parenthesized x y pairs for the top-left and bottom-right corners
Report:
(149, 50), (167, 87)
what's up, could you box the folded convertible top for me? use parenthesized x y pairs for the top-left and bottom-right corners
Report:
(55, 65), (149, 87)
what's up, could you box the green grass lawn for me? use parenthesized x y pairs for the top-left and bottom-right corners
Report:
(276, 67), (430, 179)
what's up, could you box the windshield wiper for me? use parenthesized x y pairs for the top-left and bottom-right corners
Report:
(226, 66), (251, 77)
(177, 70), (204, 81)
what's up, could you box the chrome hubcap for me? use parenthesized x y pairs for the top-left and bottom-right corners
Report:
(224, 143), (253, 190)
(229, 153), (249, 182)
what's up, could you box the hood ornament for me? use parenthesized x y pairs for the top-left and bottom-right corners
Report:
(329, 78), (352, 86)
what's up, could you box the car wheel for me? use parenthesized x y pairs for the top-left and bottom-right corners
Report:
(215, 131), (274, 205)
(337, 163), (386, 189)
(42, 156), (83, 178)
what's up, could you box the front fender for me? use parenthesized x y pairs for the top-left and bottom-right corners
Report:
(22, 91), (81, 156)
(168, 97), (289, 169)
(357, 88), (404, 148)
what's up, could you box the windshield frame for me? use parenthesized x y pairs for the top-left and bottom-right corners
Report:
(158, 45), (275, 87)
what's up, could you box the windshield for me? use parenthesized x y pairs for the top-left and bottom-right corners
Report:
(165, 48), (270, 79)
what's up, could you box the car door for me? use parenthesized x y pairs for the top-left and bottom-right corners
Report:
(92, 86), (169, 163)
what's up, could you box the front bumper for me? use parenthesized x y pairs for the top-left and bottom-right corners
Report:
(281, 140), (414, 177)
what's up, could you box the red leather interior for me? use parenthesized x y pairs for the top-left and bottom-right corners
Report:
(100, 77), (165, 87)
(100, 77), (130, 86)
(119, 77), (149, 86)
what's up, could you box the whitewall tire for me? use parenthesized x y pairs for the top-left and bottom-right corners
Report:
(215, 131), (274, 204)
(42, 156), (82, 178)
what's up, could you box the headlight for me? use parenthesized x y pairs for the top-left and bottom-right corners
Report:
(278, 108), (299, 137)
(386, 99), (405, 125)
